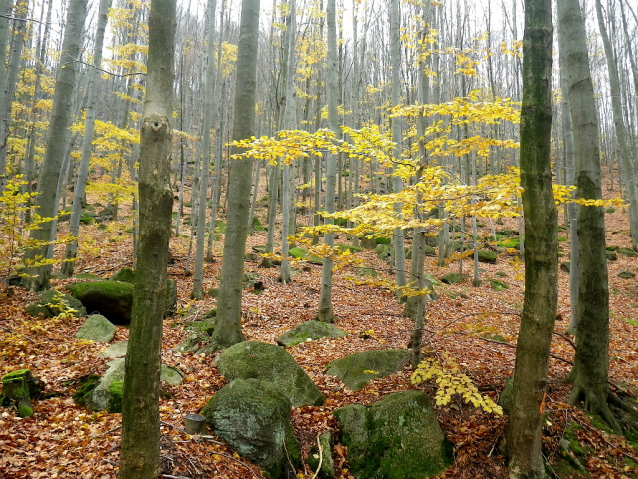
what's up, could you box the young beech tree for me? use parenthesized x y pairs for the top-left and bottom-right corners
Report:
(119, 0), (176, 476)
(559, 0), (637, 434)
(62, 0), (113, 278)
(212, 0), (260, 349)
(23, 0), (87, 291)
(505, 0), (557, 476)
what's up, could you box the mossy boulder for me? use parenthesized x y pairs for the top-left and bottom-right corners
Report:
(478, 250), (497, 264)
(67, 281), (134, 324)
(25, 290), (87, 319)
(107, 381), (124, 413)
(325, 349), (409, 391)
(216, 341), (324, 407)
(308, 431), (335, 479)
(336, 243), (363, 253)
(85, 358), (182, 412)
(489, 280), (509, 291)
(277, 320), (347, 347)
(606, 251), (618, 261)
(75, 314), (116, 342)
(288, 246), (323, 264)
(200, 378), (301, 479)
(72, 375), (101, 408)
(67, 279), (176, 325)
(374, 244), (393, 262)
(440, 273), (463, 285)
(560, 262), (571, 273)
(358, 267), (378, 277)
(1, 369), (45, 417)
(618, 270), (636, 279)
(618, 247), (638, 257)
(110, 267), (136, 283)
(333, 391), (453, 478)
(99, 341), (128, 359)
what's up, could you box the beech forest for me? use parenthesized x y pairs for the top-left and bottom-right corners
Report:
(0, 0), (637, 477)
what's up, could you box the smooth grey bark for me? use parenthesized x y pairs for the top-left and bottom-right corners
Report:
(192, 0), (218, 299)
(557, 17), (579, 337)
(390, 0), (406, 293)
(505, 0), (557, 476)
(206, 0), (228, 262)
(23, 0), (86, 291)
(119, 0), (176, 477)
(316, 0), (338, 323)
(404, 0), (431, 322)
(62, 0), (112, 278)
(0, 0), (26, 190)
(212, 0), (260, 348)
(279, 0), (296, 284)
(23, 0), (53, 212)
(559, 0), (622, 435)
(594, 0), (638, 249)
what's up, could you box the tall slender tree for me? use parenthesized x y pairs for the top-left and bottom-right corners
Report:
(192, 0), (218, 299)
(23, 0), (87, 291)
(212, 0), (260, 348)
(594, 0), (638, 249)
(62, 0), (113, 277)
(316, 0), (338, 323)
(119, 0), (176, 476)
(505, 0), (557, 476)
(560, 0), (624, 434)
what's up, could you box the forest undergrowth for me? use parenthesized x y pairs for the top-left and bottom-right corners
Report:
(1, 180), (638, 479)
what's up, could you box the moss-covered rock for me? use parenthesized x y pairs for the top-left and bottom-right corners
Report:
(440, 273), (463, 285)
(200, 378), (300, 479)
(288, 246), (323, 264)
(478, 250), (497, 264)
(72, 375), (101, 408)
(110, 267), (136, 283)
(606, 250), (618, 261)
(333, 391), (453, 478)
(335, 243), (363, 253)
(67, 281), (134, 324)
(374, 244), (393, 262)
(1, 369), (44, 417)
(216, 341), (324, 407)
(489, 280), (509, 291)
(75, 314), (116, 342)
(67, 279), (176, 325)
(277, 320), (347, 347)
(25, 290), (87, 319)
(99, 341), (128, 359)
(618, 270), (636, 279)
(107, 381), (123, 413)
(308, 431), (335, 479)
(325, 349), (409, 391)
(85, 358), (182, 412)
(618, 247), (638, 257)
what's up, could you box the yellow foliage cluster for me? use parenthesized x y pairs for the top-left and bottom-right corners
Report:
(411, 353), (503, 414)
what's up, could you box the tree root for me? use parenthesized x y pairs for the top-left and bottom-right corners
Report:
(568, 384), (623, 435)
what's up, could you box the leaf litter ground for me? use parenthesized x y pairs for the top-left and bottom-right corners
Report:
(1, 196), (637, 479)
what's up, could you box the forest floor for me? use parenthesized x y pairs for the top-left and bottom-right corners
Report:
(1, 185), (638, 478)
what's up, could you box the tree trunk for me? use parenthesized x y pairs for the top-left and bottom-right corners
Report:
(62, 0), (112, 278)
(23, 0), (86, 291)
(119, 0), (176, 477)
(212, 0), (260, 349)
(594, 0), (638, 249)
(559, 0), (622, 435)
(316, 0), (338, 323)
(279, 0), (296, 284)
(192, 0), (218, 299)
(0, 0), (26, 190)
(505, 0), (557, 476)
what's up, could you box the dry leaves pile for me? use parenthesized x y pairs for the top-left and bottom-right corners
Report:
(1, 197), (637, 479)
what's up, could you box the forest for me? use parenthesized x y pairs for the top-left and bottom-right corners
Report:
(0, 0), (637, 477)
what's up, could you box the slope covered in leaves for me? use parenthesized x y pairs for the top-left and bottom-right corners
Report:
(1, 192), (637, 479)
